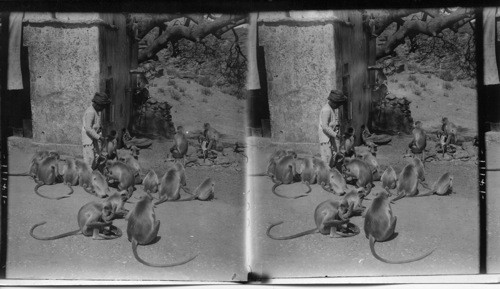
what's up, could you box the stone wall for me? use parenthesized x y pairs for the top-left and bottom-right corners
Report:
(258, 12), (337, 144)
(372, 92), (414, 134)
(22, 13), (131, 146)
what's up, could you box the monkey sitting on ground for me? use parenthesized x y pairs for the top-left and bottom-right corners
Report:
(202, 122), (223, 152)
(154, 168), (193, 204)
(92, 170), (111, 198)
(416, 172), (454, 197)
(9, 150), (60, 180)
(33, 153), (73, 200)
(270, 154), (309, 199)
(364, 190), (434, 264)
(342, 157), (374, 196)
(105, 160), (136, 199)
(105, 190), (129, 219)
(30, 201), (122, 240)
(267, 199), (359, 240)
(127, 193), (197, 267)
(142, 169), (159, 195)
(295, 157), (316, 195)
(441, 117), (457, 145)
(249, 149), (296, 178)
(178, 177), (215, 201)
(408, 121), (427, 164)
(170, 125), (188, 163)
(381, 166), (397, 193)
(389, 162), (431, 202)
(339, 187), (367, 218)
(327, 167), (349, 196)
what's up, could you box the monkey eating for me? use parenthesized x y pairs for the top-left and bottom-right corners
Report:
(364, 190), (434, 264)
(328, 167), (349, 196)
(30, 201), (122, 240)
(127, 193), (197, 267)
(105, 160), (136, 199)
(342, 157), (374, 196)
(339, 187), (367, 218)
(202, 122), (223, 152)
(267, 199), (359, 240)
(270, 154), (309, 199)
(33, 153), (73, 200)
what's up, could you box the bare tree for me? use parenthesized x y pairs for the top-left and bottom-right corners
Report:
(364, 8), (477, 60)
(127, 13), (248, 63)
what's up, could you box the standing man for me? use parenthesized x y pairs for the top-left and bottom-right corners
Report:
(318, 89), (347, 168)
(82, 92), (111, 169)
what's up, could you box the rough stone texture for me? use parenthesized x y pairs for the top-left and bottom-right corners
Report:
(22, 13), (131, 146)
(372, 94), (413, 134)
(258, 18), (336, 144)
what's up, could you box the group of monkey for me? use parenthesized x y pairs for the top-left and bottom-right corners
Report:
(10, 140), (218, 267)
(258, 117), (458, 264)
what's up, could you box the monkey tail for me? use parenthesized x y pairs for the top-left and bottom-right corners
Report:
(34, 183), (71, 200)
(30, 222), (81, 240)
(266, 221), (318, 240)
(369, 235), (434, 264)
(132, 240), (197, 267)
(415, 189), (436, 197)
(271, 182), (307, 199)
(419, 180), (431, 190)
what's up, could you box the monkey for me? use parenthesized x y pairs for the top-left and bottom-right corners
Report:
(142, 169), (159, 195)
(203, 122), (223, 152)
(381, 166), (397, 192)
(104, 130), (118, 160)
(249, 149), (296, 177)
(408, 121), (427, 165)
(30, 201), (122, 240)
(295, 157), (316, 195)
(390, 163), (427, 202)
(127, 193), (197, 267)
(105, 160), (136, 199)
(266, 199), (359, 240)
(155, 168), (194, 204)
(170, 125), (188, 163)
(75, 159), (95, 195)
(343, 157), (374, 196)
(363, 190), (434, 264)
(361, 125), (378, 151)
(33, 154), (73, 200)
(9, 150), (60, 179)
(412, 157), (430, 189)
(177, 177), (215, 201)
(441, 117), (457, 146)
(61, 157), (79, 187)
(339, 187), (367, 218)
(437, 131), (448, 157)
(92, 170), (111, 198)
(105, 190), (129, 219)
(416, 172), (454, 197)
(311, 158), (340, 194)
(341, 127), (355, 157)
(270, 155), (308, 199)
(328, 167), (349, 196)
(361, 152), (381, 181)
(120, 154), (142, 185)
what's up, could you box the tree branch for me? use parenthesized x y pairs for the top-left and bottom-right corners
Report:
(138, 14), (247, 63)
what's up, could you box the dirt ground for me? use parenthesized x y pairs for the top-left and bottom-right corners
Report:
(5, 77), (248, 281)
(247, 134), (479, 278)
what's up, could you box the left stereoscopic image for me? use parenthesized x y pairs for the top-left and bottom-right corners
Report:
(3, 12), (247, 281)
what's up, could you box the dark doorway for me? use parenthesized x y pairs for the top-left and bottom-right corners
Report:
(6, 45), (32, 137)
(247, 45), (271, 137)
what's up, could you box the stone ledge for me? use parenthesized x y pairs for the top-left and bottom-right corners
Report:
(7, 136), (83, 158)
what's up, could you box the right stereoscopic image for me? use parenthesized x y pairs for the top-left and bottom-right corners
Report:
(246, 9), (481, 278)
